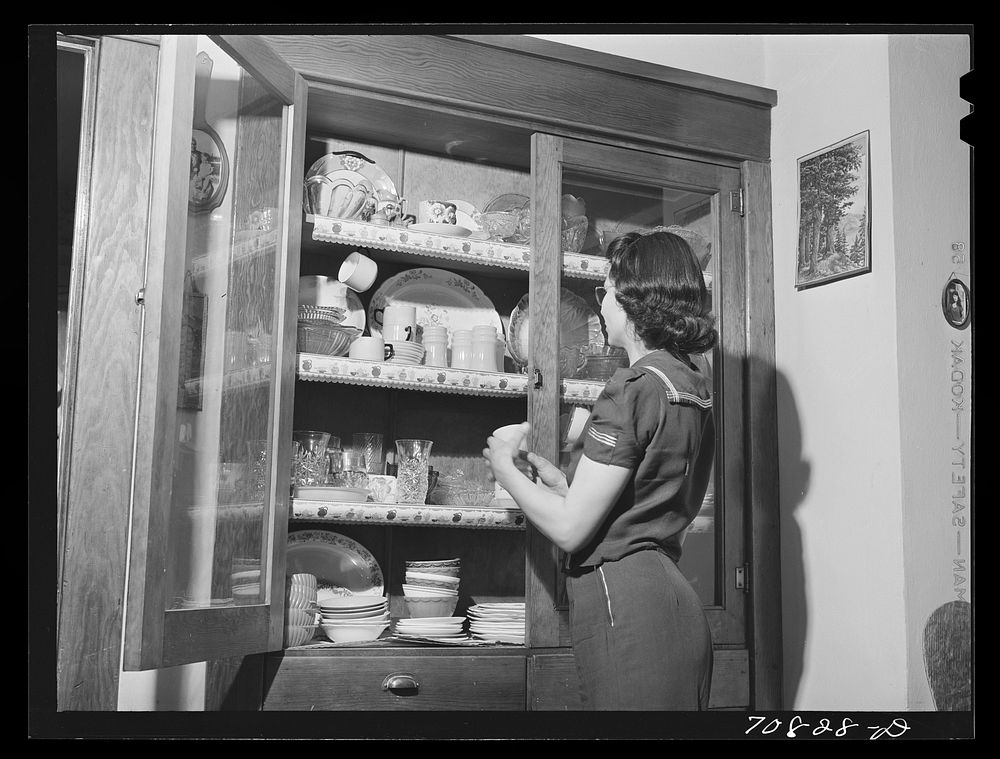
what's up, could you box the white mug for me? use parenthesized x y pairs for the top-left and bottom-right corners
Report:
(349, 336), (394, 362)
(379, 304), (416, 341)
(338, 251), (378, 293)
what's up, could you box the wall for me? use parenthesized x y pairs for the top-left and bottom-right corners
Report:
(765, 34), (908, 711)
(887, 35), (972, 710)
(535, 32), (971, 711)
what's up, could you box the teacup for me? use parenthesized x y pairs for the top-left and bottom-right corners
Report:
(338, 251), (378, 293)
(349, 336), (394, 362)
(419, 200), (458, 225)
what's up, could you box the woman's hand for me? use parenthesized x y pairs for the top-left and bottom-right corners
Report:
(482, 422), (530, 489)
(526, 452), (568, 496)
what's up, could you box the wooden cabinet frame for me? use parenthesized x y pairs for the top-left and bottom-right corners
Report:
(54, 32), (780, 712)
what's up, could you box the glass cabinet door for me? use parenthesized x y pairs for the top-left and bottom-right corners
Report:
(124, 35), (304, 669)
(529, 134), (746, 646)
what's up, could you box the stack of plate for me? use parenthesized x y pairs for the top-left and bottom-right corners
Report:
(467, 603), (526, 644)
(385, 341), (425, 366)
(317, 595), (390, 643)
(394, 616), (468, 641)
(402, 559), (460, 618)
(284, 573), (319, 647)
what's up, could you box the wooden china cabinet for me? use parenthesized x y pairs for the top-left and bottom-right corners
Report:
(55, 33), (780, 713)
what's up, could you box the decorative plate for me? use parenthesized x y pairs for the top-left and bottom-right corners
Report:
(507, 288), (602, 367)
(306, 150), (399, 202)
(340, 289), (366, 332)
(286, 529), (384, 597)
(367, 267), (504, 346)
(407, 223), (473, 238)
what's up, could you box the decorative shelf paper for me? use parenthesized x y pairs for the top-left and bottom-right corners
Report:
(290, 498), (714, 533)
(297, 353), (606, 404)
(307, 215), (609, 280)
(291, 499), (528, 530)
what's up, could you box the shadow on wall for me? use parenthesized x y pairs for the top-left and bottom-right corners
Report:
(775, 371), (809, 709)
(923, 600), (972, 711)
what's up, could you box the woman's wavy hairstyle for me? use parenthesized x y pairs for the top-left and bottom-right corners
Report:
(606, 230), (717, 355)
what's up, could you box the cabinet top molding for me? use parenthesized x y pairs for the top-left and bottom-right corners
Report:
(261, 34), (773, 162)
(450, 34), (778, 108)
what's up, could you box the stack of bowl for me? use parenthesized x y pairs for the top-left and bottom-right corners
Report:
(284, 573), (319, 647)
(297, 305), (362, 357)
(317, 595), (390, 643)
(385, 340), (425, 366)
(402, 559), (461, 618)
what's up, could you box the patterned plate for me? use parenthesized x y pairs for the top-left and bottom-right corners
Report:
(367, 267), (503, 347)
(286, 529), (384, 597)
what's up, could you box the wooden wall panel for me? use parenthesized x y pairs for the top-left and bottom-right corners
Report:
(56, 36), (159, 711)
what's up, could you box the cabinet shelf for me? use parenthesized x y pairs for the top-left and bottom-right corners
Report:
(297, 353), (605, 404)
(306, 214), (608, 281)
(290, 498), (714, 534)
(291, 499), (527, 530)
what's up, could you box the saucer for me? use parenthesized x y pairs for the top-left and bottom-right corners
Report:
(408, 223), (473, 238)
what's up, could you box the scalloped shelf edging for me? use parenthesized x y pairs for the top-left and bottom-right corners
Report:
(297, 353), (604, 404)
(291, 499), (528, 530)
(307, 214), (608, 280)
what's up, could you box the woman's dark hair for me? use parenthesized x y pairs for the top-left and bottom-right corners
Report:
(605, 230), (717, 355)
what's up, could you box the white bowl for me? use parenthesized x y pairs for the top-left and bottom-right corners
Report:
(405, 570), (460, 585)
(402, 584), (458, 597)
(320, 621), (390, 643)
(320, 610), (390, 622)
(317, 595), (387, 610)
(405, 596), (459, 618)
(320, 613), (391, 625)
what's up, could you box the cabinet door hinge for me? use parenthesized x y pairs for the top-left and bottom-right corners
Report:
(730, 188), (744, 217)
(735, 563), (750, 592)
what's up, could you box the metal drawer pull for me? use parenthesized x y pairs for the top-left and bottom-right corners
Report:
(382, 673), (419, 693)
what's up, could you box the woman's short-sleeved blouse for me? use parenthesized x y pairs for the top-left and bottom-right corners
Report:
(565, 350), (715, 570)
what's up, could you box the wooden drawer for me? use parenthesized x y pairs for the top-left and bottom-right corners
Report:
(262, 652), (527, 711)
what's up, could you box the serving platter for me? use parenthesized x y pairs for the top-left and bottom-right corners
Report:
(367, 267), (504, 347)
(286, 529), (384, 598)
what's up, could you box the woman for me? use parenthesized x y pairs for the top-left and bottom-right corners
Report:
(483, 229), (717, 710)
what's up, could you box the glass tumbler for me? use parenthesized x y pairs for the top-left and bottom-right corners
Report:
(291, 430), (331, 487)
(353, 432), (384, 474)
(395, 439), (434, 504)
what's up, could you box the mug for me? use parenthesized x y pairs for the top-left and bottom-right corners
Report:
(376, 304), (416, 342)
(338, 251), (378, 293)
(349, 336), (395, 362)
(418, 200), (458, 225)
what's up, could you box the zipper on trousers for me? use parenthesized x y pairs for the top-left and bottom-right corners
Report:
(597, 566), (615, 627)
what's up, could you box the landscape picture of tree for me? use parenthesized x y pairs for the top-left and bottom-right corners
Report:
(796, 131), (871, 289)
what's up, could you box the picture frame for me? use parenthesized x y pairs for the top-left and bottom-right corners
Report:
(795, 130), (871, 290)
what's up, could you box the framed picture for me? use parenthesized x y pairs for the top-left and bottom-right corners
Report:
(795, 130), (871, 290)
